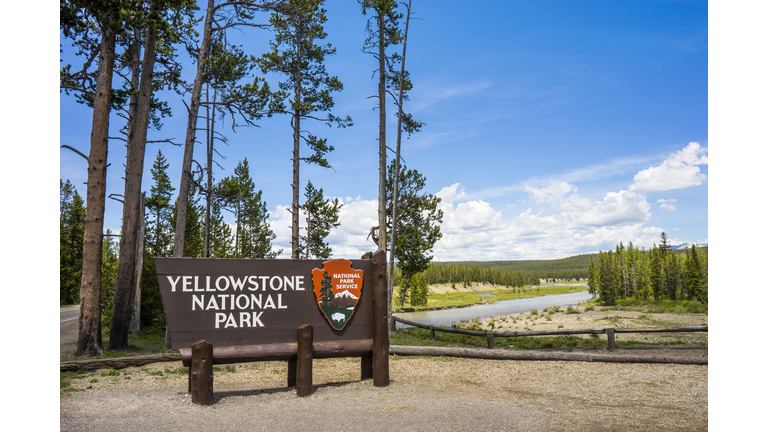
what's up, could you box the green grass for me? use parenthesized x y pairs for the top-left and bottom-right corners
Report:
(608, 298), (708, 314)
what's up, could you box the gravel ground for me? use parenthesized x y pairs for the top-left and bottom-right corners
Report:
(61, 352), (707, 431)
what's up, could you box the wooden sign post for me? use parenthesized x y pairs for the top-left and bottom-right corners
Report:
(155, 251), (389, 404)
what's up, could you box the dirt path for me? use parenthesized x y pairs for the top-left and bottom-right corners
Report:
(61, 353), (707, 431)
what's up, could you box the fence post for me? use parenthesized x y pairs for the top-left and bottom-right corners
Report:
(190, 339), (214, 405)
(606, 328), (616, 352)
(487, 333), (496, 349)
(429, 326), (435, 340)
(296, 324), (313, 397)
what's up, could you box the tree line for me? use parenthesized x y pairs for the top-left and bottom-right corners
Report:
(587, 232), (708, 305)
(61, 0), (440, 355)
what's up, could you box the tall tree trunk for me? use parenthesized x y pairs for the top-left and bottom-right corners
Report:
(204, 84), (212, 258)
(173, 0), (215, 258)
(388, 0), (411, 332)
(76, 11), (117, 357)
(110, 2), (159, 350)
(291, 20), (303, 260)
(376, 11), (386, 253)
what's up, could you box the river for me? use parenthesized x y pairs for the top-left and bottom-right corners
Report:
(394, 290), (593, 328)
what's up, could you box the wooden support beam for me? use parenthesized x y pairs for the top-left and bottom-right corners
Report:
(607, 328), (616, 352)
(429, 325), (435, 340)
(190, 340), (214, 405)
(389, 345), (708, 365)
(486, 333), (496, 349)
(296, 325), (313, 397)
(179, 339), (373, 366)
(361, 355), (373, 380)
(371, 250), (390, 387)
(287, 358), (297, 387)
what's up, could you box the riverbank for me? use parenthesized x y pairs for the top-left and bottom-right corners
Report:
(393, 282), (588, 312)
(465, 300), (708, 346)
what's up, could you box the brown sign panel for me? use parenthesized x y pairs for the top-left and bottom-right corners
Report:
(155, 258), (374, 350)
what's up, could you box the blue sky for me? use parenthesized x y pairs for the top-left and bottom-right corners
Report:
(59, 0), (709, 260)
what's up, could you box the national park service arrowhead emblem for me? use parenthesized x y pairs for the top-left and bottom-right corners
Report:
(311, 259), (363, 331)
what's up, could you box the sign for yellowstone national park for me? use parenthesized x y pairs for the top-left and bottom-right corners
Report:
(155, 257), (374, 350)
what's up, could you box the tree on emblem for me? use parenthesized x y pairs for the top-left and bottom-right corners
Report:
(321, 272), (334, 305)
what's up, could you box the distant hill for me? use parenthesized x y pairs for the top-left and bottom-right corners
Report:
(431, 244), (708, 281)
(671, 241), (708, 250)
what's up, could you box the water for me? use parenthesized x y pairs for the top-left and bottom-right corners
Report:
(395, 290), (593, 328)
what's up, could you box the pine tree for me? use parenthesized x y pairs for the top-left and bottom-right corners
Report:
(685, 245), (704, 301)
(219, 158), (279, 259)
(409, 272), (428, 306)
(145, 150), (175, 257)
(650, 245), (665, 300)
(258, 0), (352, 259)
(170, 187), (204, 257)
(300, 180), (342, 259)
(60, 180), (86, 305)
(208, 201), (233, 258)
(386, 160), (443, 306)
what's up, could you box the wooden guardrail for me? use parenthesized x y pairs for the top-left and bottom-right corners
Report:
(393, 316), (708, 351)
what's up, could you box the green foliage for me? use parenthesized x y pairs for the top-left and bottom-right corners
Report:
(145, 150), (175, 257)
(100, 230), (119, 325)
(139, 251), (166, 333)
(258, 0), (352, 162)
(408, 272), (428, 306)
(300, 180), (341, 259)
(590, 233), (708, 305)
(386, 161), (443, 307)
(60, 179), (85, 305)
(169, 186), (204, 257)
(217, 158), (279, 259)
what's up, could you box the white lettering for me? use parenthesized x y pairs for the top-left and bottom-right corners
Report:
(270, 276), (282, 291)
(264, 295), (276, 309)
(216, 276), (229, 291)
(250, 294), (262, 309)
(206, 296), (219, 310)
(218, 294), (228, 309)
(259, 276), (269, 291)
(194, 276), (203, 292)
(247, 276), (259, 291)
(278, 294), (287, 309)
(252, 311), (264, 327)
(229, 276), (247, 291)
(296, 276), (304, 290)
(182, 276), (192, 292)
(167, 276), (181, 292)
(192, 295), (204, 311)
(239, 312), (251, 327)
(224, 313), (237, 328)
(283, 276), (294, 290)
(206, 276), (215, 292)
(236, 294), (249, 309)
(215, 313), (226, 328)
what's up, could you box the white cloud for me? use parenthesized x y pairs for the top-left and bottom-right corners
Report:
(525, 181), (575, 204)
(660, 203), (677, 212)
(629, 142), (708, 192)
(430, 182), (656, 260)
(656, 198), (677, 203)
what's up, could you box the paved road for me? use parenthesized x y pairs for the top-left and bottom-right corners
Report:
(60, 305), (79, 354)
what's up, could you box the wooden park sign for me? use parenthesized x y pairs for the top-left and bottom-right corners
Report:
(155, 251), (389, 404)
